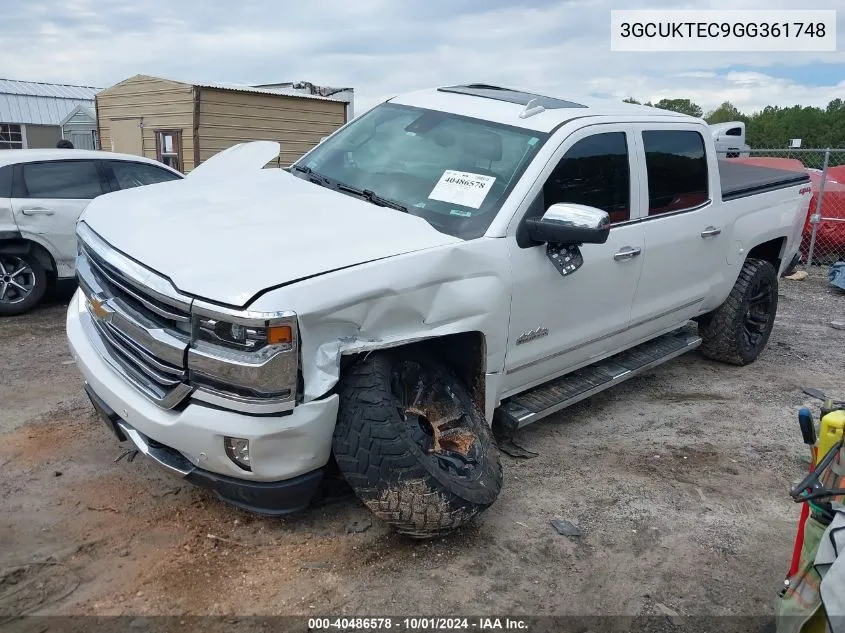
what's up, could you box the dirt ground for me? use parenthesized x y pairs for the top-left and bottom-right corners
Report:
(1, 271), (843, 621)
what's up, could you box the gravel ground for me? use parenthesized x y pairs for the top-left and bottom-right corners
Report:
(1, 270), (843, 621)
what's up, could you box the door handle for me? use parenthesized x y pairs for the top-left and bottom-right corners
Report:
(613, 246), (642, 261)
(701, 226), (721, 238)
(20, 207), (55, 216)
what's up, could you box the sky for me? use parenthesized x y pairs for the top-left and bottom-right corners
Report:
(2, 0), (844, 117)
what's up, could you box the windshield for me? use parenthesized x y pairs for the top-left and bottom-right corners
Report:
(292, 103), (548, 240)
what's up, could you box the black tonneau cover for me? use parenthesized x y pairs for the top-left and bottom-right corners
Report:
(720, 160), (809, 201)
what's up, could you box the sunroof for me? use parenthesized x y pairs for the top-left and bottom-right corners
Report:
(438, 84), (587, 109)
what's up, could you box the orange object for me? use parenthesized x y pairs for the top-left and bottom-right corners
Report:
(267, 325), (292, 346)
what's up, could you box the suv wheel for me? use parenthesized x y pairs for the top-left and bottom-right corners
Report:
(0, 252), (46, 316)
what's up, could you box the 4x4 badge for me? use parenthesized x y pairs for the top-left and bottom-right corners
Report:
(516, 327), (549, 345)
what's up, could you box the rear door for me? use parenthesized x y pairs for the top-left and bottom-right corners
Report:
(628, 126), (729, 338)
(11, 159), (106, 278)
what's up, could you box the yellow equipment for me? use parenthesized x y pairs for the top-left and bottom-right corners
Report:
(776, 396), (845, 633)
(818, 408), (845, 466)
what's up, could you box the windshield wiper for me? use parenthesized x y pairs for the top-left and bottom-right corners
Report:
(336, 183), (409, 213)
(291, 165), (409, 214)
(290, 164), (332, 187)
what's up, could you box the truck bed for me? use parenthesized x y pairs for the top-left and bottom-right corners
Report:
(720, 160), (809, 201)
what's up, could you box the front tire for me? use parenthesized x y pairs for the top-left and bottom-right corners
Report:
(333, 351), (503, 538)
(699, 258), (778, 365)
(0, 252), (46, 316)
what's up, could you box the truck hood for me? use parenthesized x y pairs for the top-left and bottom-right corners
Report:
(80, 170), (461, 307)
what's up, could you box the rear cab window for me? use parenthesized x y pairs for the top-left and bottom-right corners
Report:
(641, 130), (709, 216)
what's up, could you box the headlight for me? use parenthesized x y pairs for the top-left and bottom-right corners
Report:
(187, 302), (299, 413)
(195, 316), (293, 352)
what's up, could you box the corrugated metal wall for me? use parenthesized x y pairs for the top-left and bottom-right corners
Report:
(197, 88), (346, 167)
(96, 75), (195, 170)
(0, 79), (99, 126)
(61, 107), (97, 149)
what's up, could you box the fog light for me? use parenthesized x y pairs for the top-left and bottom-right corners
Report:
(224, 437), (251, 471)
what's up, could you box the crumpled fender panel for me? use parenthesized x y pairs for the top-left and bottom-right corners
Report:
(248, 238), (512, 402)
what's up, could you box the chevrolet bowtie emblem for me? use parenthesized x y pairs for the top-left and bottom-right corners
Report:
(88, 296), (110, 320)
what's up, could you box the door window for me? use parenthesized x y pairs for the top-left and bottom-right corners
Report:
(19, 160), (104, 199)
(542, 132), (630, 223)
(106, 160), (182, 190)
(642, 130), (709, 216)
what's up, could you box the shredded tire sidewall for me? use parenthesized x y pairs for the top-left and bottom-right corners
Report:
(333, 351), (503, 537)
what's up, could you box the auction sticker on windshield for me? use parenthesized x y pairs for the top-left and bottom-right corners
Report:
(428, 170), (496, 209)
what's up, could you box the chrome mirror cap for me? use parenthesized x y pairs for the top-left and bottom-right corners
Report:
(542, 203), (610, 230)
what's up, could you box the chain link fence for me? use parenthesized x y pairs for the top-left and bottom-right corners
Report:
(744, 147), (845, 267)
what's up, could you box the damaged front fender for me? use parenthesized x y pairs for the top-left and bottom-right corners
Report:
(248, 238), (511, 412)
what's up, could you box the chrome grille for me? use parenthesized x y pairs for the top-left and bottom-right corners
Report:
(76, 223), (193, 409)
(83, 247), (190, 326)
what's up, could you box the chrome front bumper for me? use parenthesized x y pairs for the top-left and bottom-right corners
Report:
(68, 289), (338, 483)
(85, 383), (325, 515)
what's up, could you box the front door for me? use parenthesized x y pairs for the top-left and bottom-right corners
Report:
(11, 160), (105, 277)
(503, 125), (645, 395)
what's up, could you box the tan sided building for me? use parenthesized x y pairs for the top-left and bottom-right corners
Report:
(95, 75), (354, 172)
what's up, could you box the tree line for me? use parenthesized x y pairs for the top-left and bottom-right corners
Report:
(623, 97), (845, 149)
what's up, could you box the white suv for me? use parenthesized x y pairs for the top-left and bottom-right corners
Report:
(0, 149), (182, 315)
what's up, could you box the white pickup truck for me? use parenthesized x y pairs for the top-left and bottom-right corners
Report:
(67, 84), (812, 538)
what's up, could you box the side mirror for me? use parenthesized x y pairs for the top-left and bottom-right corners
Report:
(524, 203), (610, 245)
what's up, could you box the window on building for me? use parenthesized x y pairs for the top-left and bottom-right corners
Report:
(106, 160), (182, 190)
(155, 130), (183, 172)
(642, 130), (709, 216)
(20, 160), (104, 199)
(0, 124), (24, 150)
(542, 132), (630, 223)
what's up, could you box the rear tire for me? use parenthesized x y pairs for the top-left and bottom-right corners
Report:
(0, 251), (46, 316)
(698, 258), (778, 365)
(333, 351), (502, 538)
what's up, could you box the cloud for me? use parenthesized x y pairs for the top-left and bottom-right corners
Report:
(0, 0), (842, 117)
(587, 69), (845, 114)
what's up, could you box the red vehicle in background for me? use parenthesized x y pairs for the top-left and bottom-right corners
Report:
(727, 157), (845, 262)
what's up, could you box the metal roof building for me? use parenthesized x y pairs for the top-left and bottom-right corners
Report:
(0, 78), (101, 150)
(96, 74), (354, 171)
